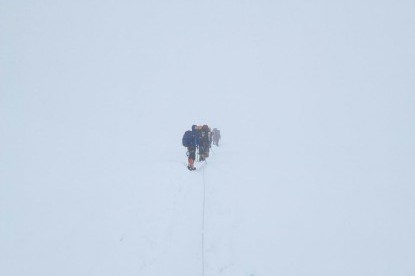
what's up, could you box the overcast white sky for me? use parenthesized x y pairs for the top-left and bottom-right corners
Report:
(1, 1), (415, 275)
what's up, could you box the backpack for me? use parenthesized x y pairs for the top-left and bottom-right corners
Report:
(201, 125), (210, 132)
(182, 130), (194, 147)
(200, 125), (210, 142)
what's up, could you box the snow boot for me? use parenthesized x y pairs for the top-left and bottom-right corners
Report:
(188, 158), (195, 170)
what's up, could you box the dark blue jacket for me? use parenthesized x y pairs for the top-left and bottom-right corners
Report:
(183, 130), (199, 148)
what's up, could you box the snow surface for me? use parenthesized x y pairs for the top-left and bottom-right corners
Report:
(1, 1), (415, 275)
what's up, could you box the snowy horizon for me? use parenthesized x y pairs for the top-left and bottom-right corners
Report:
(1, 1), (415, 275)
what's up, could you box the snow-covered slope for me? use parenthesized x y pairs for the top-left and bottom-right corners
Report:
(1, 1), (415, 275)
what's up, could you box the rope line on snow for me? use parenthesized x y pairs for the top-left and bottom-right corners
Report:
(201, 162), (207, 276)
